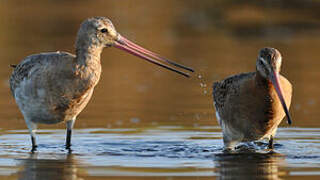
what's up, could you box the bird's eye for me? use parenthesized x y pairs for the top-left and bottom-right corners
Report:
(100, 28), (108, 33)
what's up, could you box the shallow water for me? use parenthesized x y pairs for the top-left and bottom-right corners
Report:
(1, 0), (320, 179)
(0, 127), (320, 179)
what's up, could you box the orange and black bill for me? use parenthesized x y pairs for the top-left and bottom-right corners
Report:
(114, 34), (194, 78)
(270, 71), (292, 125)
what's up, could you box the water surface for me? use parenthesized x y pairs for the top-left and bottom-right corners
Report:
(0, 127), (320, 179)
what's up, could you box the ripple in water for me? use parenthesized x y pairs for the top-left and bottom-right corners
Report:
(0, 127), (319, 178)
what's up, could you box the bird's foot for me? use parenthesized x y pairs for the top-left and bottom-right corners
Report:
(222, 147), (235, 153)
(66, 145), (73, 154)
(268, 136), (274, 149)
(31, 145), (38, 153)
(65, 143), (71, 150)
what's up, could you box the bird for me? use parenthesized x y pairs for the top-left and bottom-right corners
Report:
(9, 17), (194, 151)
(212, 47), (292, 150)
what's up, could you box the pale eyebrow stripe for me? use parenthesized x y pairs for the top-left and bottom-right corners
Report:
(259, 57), (272, 72)
(259, 57), (268, 65)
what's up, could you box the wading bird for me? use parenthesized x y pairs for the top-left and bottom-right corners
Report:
(10, 17), (193, 151)
(212, 47), (292, 150)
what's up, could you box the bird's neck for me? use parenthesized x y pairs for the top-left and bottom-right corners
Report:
(73, 42), (103, 89)
(74, 32), (104, 66)
(75, 45), (103, 66)
(255, 71), (272, 89)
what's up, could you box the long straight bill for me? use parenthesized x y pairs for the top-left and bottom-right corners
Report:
(114, 35), (192, 77)
(271, 71), (292, 125)
(119, 35), (194, 72)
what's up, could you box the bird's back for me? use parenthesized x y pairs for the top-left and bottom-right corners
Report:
(10, 52), (75, 96)
(213, 72), (255, 113)
(10, 51), (99, 124)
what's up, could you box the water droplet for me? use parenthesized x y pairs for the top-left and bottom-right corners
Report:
(106, 124), (112, 128)
(116, 120), (123, 126)
(307, 99), (316, 106)
(136, 85), (148, 93)
(130, 117), (140, 124)
(200, 83), (207, 88)
(194, 114), (201, 120)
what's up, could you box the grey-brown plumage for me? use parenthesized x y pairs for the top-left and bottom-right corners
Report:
(212, 48), (292, 150)
(10, 52), (95, 124)
(10, 17), (193, 151)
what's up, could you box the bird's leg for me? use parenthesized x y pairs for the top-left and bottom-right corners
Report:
(66, 129), (71, 149)
(26, 121), (37, 152)
(31, 136), (37, 153)
(268, 135), (274, 149)
(223, 137), (238, 152)
(65, 119), (75, 149)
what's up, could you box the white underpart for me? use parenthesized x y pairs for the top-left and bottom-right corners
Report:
(25, 118), (37, 138)
(15, 78), (49, 117)
(215, 111), (243, 149)
(66, 118), (76, 131)
(14, 79), (38, 137)
(261, 126), (278, 140)
(37, 88), (46, 98)
(215, 111), (222, 125)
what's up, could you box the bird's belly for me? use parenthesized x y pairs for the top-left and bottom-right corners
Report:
(217, 104), (275, 142)
(14, 83), (94, 124)
(15, 96), (64, 124)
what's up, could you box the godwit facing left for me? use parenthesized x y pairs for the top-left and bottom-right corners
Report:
(10, 17), (193, 151)
(212, 47), (292, 150)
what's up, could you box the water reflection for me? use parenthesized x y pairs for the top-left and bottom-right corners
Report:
(214, 152), (286, 180)
(17, 153), (82, 180)
(0, 127), (318, 178)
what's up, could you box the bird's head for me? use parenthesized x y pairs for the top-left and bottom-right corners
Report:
(256, 47), (282, 78)
(76, 17), (193, 77)
(256, 47), (292, 125)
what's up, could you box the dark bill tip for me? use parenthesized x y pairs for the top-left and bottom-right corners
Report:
(113, 35), (193, 78)
(270, 71), (292, 125)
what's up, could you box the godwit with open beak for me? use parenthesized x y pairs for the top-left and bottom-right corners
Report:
(10, 17), (193, 151)
(212, 47), (292, 150)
